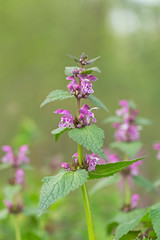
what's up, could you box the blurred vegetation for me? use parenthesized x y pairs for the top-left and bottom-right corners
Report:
(1, 0), (160, 239)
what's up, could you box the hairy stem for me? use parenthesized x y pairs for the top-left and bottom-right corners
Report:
(81, 183), (96, 240)
(12, 215), (21, 240)
(76, 97), (96, 239)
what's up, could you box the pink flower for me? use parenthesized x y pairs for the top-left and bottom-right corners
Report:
(79, 104), (97, 127)
(15, 169), (24, 184)
(72, 152), (78, 163)
(86, 153), (100, 171)
(54, 109), (74, 128)
(129, 160), (142, 176)
(61, 162), (70, 171)
(131, 194), (139, 209)
(113, 100), (141, 142)
(103, 149), (120, 163)
(66, 73), (97, 99)
(2, 145), (29, 167)
(153, 143), (160, 160)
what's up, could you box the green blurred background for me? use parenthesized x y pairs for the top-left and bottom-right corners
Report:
(1, 0), (160, 239)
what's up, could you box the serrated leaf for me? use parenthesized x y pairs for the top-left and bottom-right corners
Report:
(90, 175), (119, 195)
(89, 158), (143, 179)
(136, 117), (152, 126)
(88, 95), (109, 112)
(120, 231), (140, 240)
(103, 116), (122, 124)
(115, 209), (146, 240)
(40, 90), (74, 108)
(51, 127), (70, 141)
(38, 169), (88, 216)
(68, 125), (107, 160)
(65, 66), (79, 76)
(150, 208), (160, 240)
(4, 185), (21, 200)
(133, 175), (157, 192)
(111, 141), (142, 159)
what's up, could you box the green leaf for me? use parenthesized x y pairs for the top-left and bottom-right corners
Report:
(120, 231), (140, 240)
(64, 66), (79, 76)
(150, 208), (160, 240)
(51, 127), (70, 141)
(89, 158), (143, 180)
(114, 209), (146, 240)
(111, 141), (142, 159)
(133, 175), (157, 192)
(38, 169), (88, 216)
(4, 185), (21, 200)
(88, 95), (109, 112)
(89, 175), (119, 195)
(68, 125), (107, 160)
(0, 163), (10, 171)
(40, 90), (74, 108)
(136, 117), (152, 126)
(80, 67), (101, 74)
(103, 116), (122, 124)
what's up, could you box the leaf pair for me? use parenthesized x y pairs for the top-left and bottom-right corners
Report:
(38, 158), (143, 216)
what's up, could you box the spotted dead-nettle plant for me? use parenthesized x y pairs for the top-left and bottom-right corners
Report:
(39, 53), (142, 240)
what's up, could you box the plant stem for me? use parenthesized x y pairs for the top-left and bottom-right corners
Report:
(12, 215), (21, 240)
(124, 176), (131, 206)
(76, 97), (96, 239)
(81, 183), (96, 240)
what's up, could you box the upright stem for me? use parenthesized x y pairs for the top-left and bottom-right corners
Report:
(81, 183), (96, 240)
(123, 154), (131, 207)
(76, 98), (96, 240)
(124, 176), (131, 206)
(12, 215), (21, 240)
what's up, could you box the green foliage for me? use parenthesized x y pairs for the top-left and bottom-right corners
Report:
(114, 209), (146, 240)
(111, 141), (143, 159)
(38, 169), (88, 216)
(89, 158), (143, 180)
(133, 175), (157, 192)
(68, 124), (107, 160)
(89, 175), (120, 195)
(150, 208), (160, 240)
(40, 90), (74, 107)
(51, 127), (70, 141)
(64, 66), (79, 76)
(80, 67), (101, 74)
(88, 95), (109, 112)
(120, 231), (140, 240)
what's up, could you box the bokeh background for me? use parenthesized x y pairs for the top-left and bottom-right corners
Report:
(1, 0), (160, 239)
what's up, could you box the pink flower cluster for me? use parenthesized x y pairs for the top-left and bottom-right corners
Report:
(113, 100), (141, 142)
(67, 70), (97, 99)
(1, 145), (29, 185)
(153, 143), (160, 160)
(61, 152), (100, 172)
(55, 104), (97, 128)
